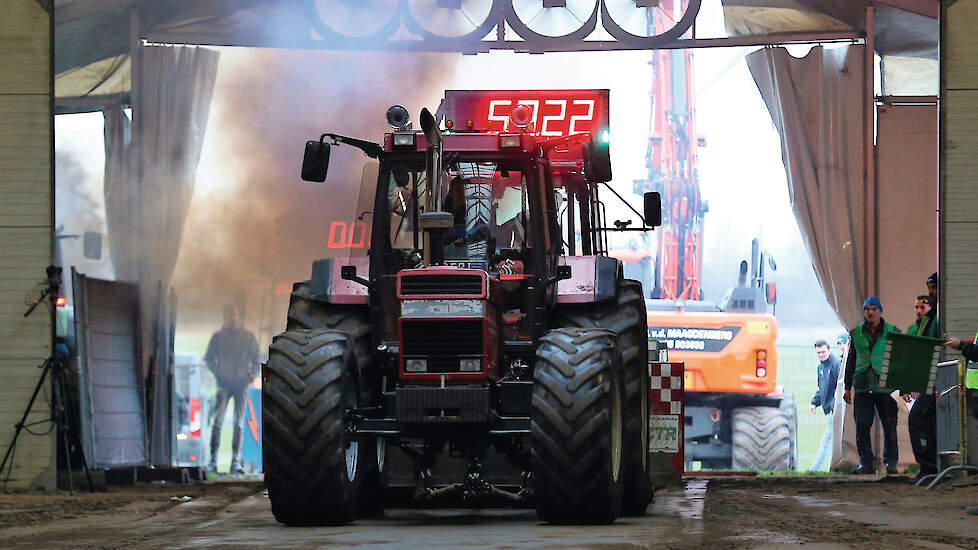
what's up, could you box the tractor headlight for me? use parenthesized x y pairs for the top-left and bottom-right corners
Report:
(459, 358), (481, 372)
(405, 358), (427, 372)
(393, 133), (416, 148)
(500, 134), (521, 148)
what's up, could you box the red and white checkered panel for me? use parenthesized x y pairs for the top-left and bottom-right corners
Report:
(650, 361), (684, 415)
(649, 361), (685, 478)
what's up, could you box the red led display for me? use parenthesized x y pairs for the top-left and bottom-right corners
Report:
(327, 220), (371, 249)
(444, 90), (609, 136)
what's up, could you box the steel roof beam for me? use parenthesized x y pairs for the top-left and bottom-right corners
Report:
(143, 29), (861, 53)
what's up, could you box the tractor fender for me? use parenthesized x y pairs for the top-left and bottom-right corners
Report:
(310, 257), (369, 304)
(556, 255), (620, 304)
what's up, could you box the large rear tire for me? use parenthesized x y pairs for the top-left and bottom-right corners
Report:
(284, 281), (386, 517)
(264, 329), (363, 525)
(555, 279), (652, 515)
(731, 404), (792, 471)
(287, 281), (370, 372)
(531, 328), (625, 524)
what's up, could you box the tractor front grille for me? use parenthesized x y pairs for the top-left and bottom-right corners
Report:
(399, 274), (484, 297)
(401, 319), (483, 373)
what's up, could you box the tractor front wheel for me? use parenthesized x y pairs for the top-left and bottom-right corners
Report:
(531, 328), (625, 524)
(263, 329), (364, 525)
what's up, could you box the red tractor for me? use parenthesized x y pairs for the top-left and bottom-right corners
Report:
(262, 91), (661, 525)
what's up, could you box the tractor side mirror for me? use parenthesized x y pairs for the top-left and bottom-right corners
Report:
(82, 231), (101, 260)
(643, 192), (662, 227)
(584, 132), (612, 183)
(301, 140), (330, 182)
(766, 282), (777, 305)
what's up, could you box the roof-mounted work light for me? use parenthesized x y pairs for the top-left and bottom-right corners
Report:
(386, 104), (411, 130)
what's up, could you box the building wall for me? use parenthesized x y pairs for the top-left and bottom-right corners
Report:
(942, 0), (978, 463)
(0, 1), (54, 490)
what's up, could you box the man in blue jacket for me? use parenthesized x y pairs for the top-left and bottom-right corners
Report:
(810, 339), (840, 471)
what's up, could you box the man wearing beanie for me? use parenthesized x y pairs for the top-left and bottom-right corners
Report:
(843, 296), (902, 474)
(837, 331), (849, 359)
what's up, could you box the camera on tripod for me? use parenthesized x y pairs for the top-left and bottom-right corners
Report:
(2, 265), (92, 493)
(24, 265), (63, 319)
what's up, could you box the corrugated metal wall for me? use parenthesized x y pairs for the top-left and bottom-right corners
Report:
(0, 1), (54, 490)
(941, 0), (978, 463)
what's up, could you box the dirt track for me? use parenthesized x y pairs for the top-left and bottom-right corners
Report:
(0, 475), (975, 549)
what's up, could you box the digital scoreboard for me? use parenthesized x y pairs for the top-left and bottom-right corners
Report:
(442, 89), (610, 136)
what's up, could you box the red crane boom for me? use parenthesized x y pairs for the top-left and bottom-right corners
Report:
(633, 0), (706, 301)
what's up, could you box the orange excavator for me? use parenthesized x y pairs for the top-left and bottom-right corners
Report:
(612, 1), (796, 470)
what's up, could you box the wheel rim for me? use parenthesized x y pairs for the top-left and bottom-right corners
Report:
(376, 437), (386, 473)
(344, 373), (359, 482)
(611, 373), (623, 482)
(346, 442), (359, 481)
(641, 374), (649, 470)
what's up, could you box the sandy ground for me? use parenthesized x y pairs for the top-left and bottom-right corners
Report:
(701, 475), (978, 549)
(0, 475), (975, 549)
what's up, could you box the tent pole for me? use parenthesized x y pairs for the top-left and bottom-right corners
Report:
(129, 6), (141, 147)
(865, 3), (877, 297)
(865, 2), (885, 471)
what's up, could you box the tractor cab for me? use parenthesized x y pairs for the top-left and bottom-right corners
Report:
(300, 91), (660, 357)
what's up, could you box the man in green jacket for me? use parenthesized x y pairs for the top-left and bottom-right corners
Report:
(843, 296), (901, 474)
(904, 295), (941, 478)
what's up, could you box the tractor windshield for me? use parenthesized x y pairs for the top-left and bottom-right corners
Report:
(380, 158), (531, 270)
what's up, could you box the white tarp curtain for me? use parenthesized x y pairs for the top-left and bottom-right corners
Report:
(747, 45), (867, 328)
(103, 45), (219, 288)
(103, 44), (219, 465)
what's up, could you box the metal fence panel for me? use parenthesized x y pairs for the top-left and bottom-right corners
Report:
(73, 270), (148, 469)
(935, 361), (961, 460)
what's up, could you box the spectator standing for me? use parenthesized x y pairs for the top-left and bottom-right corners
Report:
(843, 296), (901, 474)
(944, 333), (978, 515)
(837, 331), (850, 359)
(944, 334), (978, 439)
(205, 304), (259, 474)
(903, 296), (941, 479)
(809, 340), (840, 471)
